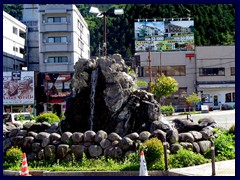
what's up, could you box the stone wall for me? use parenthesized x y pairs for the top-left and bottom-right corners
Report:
(3, 117), (217, 162)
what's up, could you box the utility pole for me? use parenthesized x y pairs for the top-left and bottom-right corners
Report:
(148, 42), (152, 91)
(160, 50), (162, 75)
(103, 13), (107, 58)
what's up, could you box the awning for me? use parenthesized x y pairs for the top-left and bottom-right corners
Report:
(198, 84), (235, 88)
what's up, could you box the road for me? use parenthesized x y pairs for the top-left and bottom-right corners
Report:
(164, 109), (235, 130)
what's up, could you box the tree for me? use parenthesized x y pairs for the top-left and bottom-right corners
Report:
(151, 74), (178, 104)
(185, 92), (201, 111)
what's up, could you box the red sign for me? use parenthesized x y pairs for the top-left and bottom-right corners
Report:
(185, 53), (195, 60)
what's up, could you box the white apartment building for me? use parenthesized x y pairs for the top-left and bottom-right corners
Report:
(3, 4), (91, 115)
(3, 11), (27, 72)
(38, 4), (90, 73)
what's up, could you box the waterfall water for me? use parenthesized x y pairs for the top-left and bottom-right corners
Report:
(89, 68), (99, 130)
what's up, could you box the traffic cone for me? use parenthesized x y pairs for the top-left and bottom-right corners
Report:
(139, 151), (149, 176)
(20, 153), (31, 176)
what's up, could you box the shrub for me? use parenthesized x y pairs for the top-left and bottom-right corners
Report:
(213, 130), (235, 161)
(36, 112), (60, 124)
(4, 146), (23, 169)
(168, 149), (208, 168)
(160, 105), (175, 116)
(139, 137), (164, 168)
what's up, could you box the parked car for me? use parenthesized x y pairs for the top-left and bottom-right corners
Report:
(3, 112), (35, 127)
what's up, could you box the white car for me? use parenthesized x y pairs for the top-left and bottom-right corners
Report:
(3, 112), (35, 127)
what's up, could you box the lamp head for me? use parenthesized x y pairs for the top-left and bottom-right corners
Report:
(114, 9), (124, 15)
(89, 7), (100, 14)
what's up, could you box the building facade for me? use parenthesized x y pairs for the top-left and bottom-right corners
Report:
(37, 4), (90, 115)
(3, 4), (90, 115)
(3, 11), (27, 72)
(22, 4), (40, 72)
(135, 50), (196, 111)
(135, 45), (235, 111)
(196, 46), (235, 110)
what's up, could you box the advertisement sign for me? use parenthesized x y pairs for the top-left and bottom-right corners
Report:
(3, 71), (35, 105)
(44, 73), (72, 103)
(134, 20), (194, 52)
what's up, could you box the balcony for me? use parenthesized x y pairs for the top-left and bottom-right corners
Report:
(41, 42), (71, 52)
(40, 22), (71, 32)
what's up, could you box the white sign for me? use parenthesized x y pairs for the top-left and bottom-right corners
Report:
(201, 105), (209, 113)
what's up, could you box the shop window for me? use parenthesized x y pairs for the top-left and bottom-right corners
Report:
(225, 93), (231, 102)
(232, 92), (235, 102)
(199, 68), (225, 76)
(202, 94), (210, 103)
(231, 67), (235, 76)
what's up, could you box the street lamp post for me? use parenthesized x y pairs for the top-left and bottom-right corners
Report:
(89, 6), (124, 58)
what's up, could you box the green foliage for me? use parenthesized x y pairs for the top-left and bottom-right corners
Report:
(4, 147), (23, 169)
(139, 137), (164, 168)
(169, 149), (209, 168)
(213, 130), (235, 161)
(160, 105), (175, 116)
(36, 112), (60, 124)
(3, 4), (23, 20)
(185, 92), (201, 107)
(136, 80), (148, 87)
(151, 74), (179, 99)
(3, 4), (235, 59)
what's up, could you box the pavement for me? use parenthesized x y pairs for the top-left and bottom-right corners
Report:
(169, 159), (235, 176)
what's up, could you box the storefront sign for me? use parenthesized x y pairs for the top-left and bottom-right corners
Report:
(3, 71), (34, 105)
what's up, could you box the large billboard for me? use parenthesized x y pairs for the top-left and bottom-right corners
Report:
(3, 71), (35, 105)
(134, 20), (194, 52)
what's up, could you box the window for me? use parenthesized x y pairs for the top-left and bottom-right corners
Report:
(19, 30), (26, 39)
(143, 66), (186, 77)
(231, 67), (235, 76)
(13, 46), (18, 52)
(199, 68), (225, 76)
(47, 56), (68, 63)
(225, 93), (231, 102)
(225, 92), (235, 102)
(13, 26), (18, 35)
(201, 94), (210, 103)
(232, 92), (235, 102)
(48, 37), (67, 43)
(20, 48), (25, 55)
(47, 17), (67, 23)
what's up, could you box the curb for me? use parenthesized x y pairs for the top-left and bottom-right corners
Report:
(3, 170), (185, 176)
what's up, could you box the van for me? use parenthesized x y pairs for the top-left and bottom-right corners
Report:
(3, 112), (35, 127)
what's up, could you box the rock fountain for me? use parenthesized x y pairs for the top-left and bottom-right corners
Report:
(60, 54), (161, 136)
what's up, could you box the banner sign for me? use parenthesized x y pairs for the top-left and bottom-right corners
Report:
(44, 73), (71, 102)
(3, 71), (34, 105)
(134, 20), (194, 52)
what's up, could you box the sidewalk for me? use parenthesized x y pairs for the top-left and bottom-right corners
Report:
(168, 159), (235, 176)
(3, 160), (235, 176)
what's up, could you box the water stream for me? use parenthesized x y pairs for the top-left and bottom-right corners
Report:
(89, 68), (99, 130)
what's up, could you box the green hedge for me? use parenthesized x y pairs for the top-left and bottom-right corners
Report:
(36, 112), (60, 124)
(160, 105), (175, 116)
